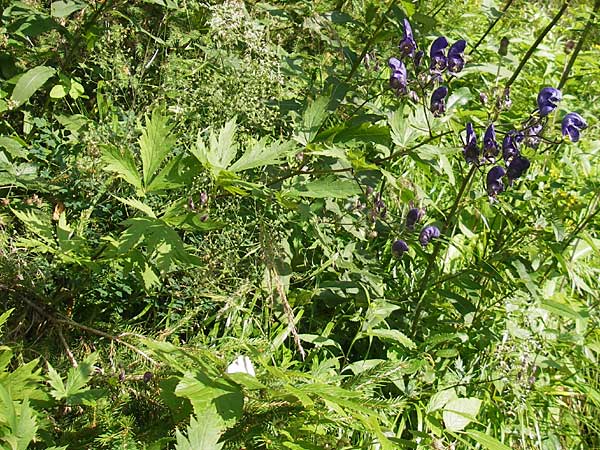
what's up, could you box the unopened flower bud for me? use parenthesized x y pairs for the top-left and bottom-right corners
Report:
(498, 37), (509, 56)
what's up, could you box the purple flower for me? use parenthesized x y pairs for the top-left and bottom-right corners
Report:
(429, 36), (448, 72)
(483, 124), (499, 159)
(406, 207), (425, 230)
(502, 130), (523, 163)
(430, 86), (448, 117)
(447, 40), (467, 73)
(463, 123), (479, 164)
(392, 239), (409, 257)
(399, 18), (417, 58)
(507, 155), (530, 182)
(388, 57), (408, 93)
(486, 166), (505, 197)
(524, 122), (544, 149)
(419, 225), (440, 246)
(561, 112), (587, 143)
(537, 87), (562, 117)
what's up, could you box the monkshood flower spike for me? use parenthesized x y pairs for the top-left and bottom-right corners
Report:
(392, 239), (409, 258)
(486, 166), (505, 197)
(562, 112), (587, 143)
(447, 40), (467, 74)
(483, 124), (499, 159)
(463, 123), (479, 164)
(399, 18), (417, 58)
(430, 86), (448, 116)
(430, 36), (448, 72)
(388, 57), (408, 93)
(537, 87), (562, 117)
(419, 225), (440, 246)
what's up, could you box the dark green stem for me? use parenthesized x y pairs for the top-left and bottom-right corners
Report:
(468, 0), (515, 55)
(505, 1), (571, 88)
(558, 0), (600, 90)
(410, 164), (478, 337)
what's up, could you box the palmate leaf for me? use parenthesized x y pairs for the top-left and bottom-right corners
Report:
(11, 209), (54, 244)
(175, 413), (223, 450)
(228, 138), (295, 172)
(192, 118), (238, 178)
(47, 353), (97, 402)
(0, 385), (38, 450)
(139, 109), (177, 186)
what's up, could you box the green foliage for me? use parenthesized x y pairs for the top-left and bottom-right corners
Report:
(0, 0), (599, 448)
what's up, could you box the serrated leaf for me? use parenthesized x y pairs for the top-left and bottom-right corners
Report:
(48, 354), (96, 402)
(466, 430), (512, 450)
(192, 119), (238, 178)
(295, 96), (330, 146)
(443, 397), (481, 431)
(228, 138), (295, 172)
(11, 66), (56, 106)
(361, 329), (416, 350)
(175, 413), (223, 450)
(101, 144), (142, 190)
(287, 176), (360, 198)
(140, 109), (177, 186)
(145, 153), (199, 193)
(175, 372), (243, 427)
(11, 209), (54, 244)
(115, 196), (156, 218)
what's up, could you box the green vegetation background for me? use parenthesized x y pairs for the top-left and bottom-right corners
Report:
(0, 0), (599, 448)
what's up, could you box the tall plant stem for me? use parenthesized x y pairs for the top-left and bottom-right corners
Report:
(410, 164), (478, 337)
(505, 1), (571, 89)
(468, 0), (515, 55)
(345, 0), (395, 84)
(558, 0), (600, 90)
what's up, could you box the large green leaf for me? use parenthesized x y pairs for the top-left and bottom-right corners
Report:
(192, 118), (238, 178)
(101, 145), (142, 191)
(228, 138), (295, 172)
(287, 176), (360, 199)
(11, 66), (56, 107)
(139, 109), (177, 186)
(47, 353), (97, 403)
(175, 372), (243, 427)
(51, 1), (86, 18)
(442, 397), (482, 431)
(175, 413), (223, 450)
(295, 96), (330, 146)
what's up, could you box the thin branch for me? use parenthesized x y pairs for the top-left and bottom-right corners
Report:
(57, 328), (78, 368)
(505, 1), (571, 89)
(468, 0), (516, 56)
(558, 0), (600, 90)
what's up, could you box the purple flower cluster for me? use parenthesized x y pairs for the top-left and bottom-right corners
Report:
(460, 86), (589, 200)
(387, 18), (467, 118)
(392, 207), (440, 258)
